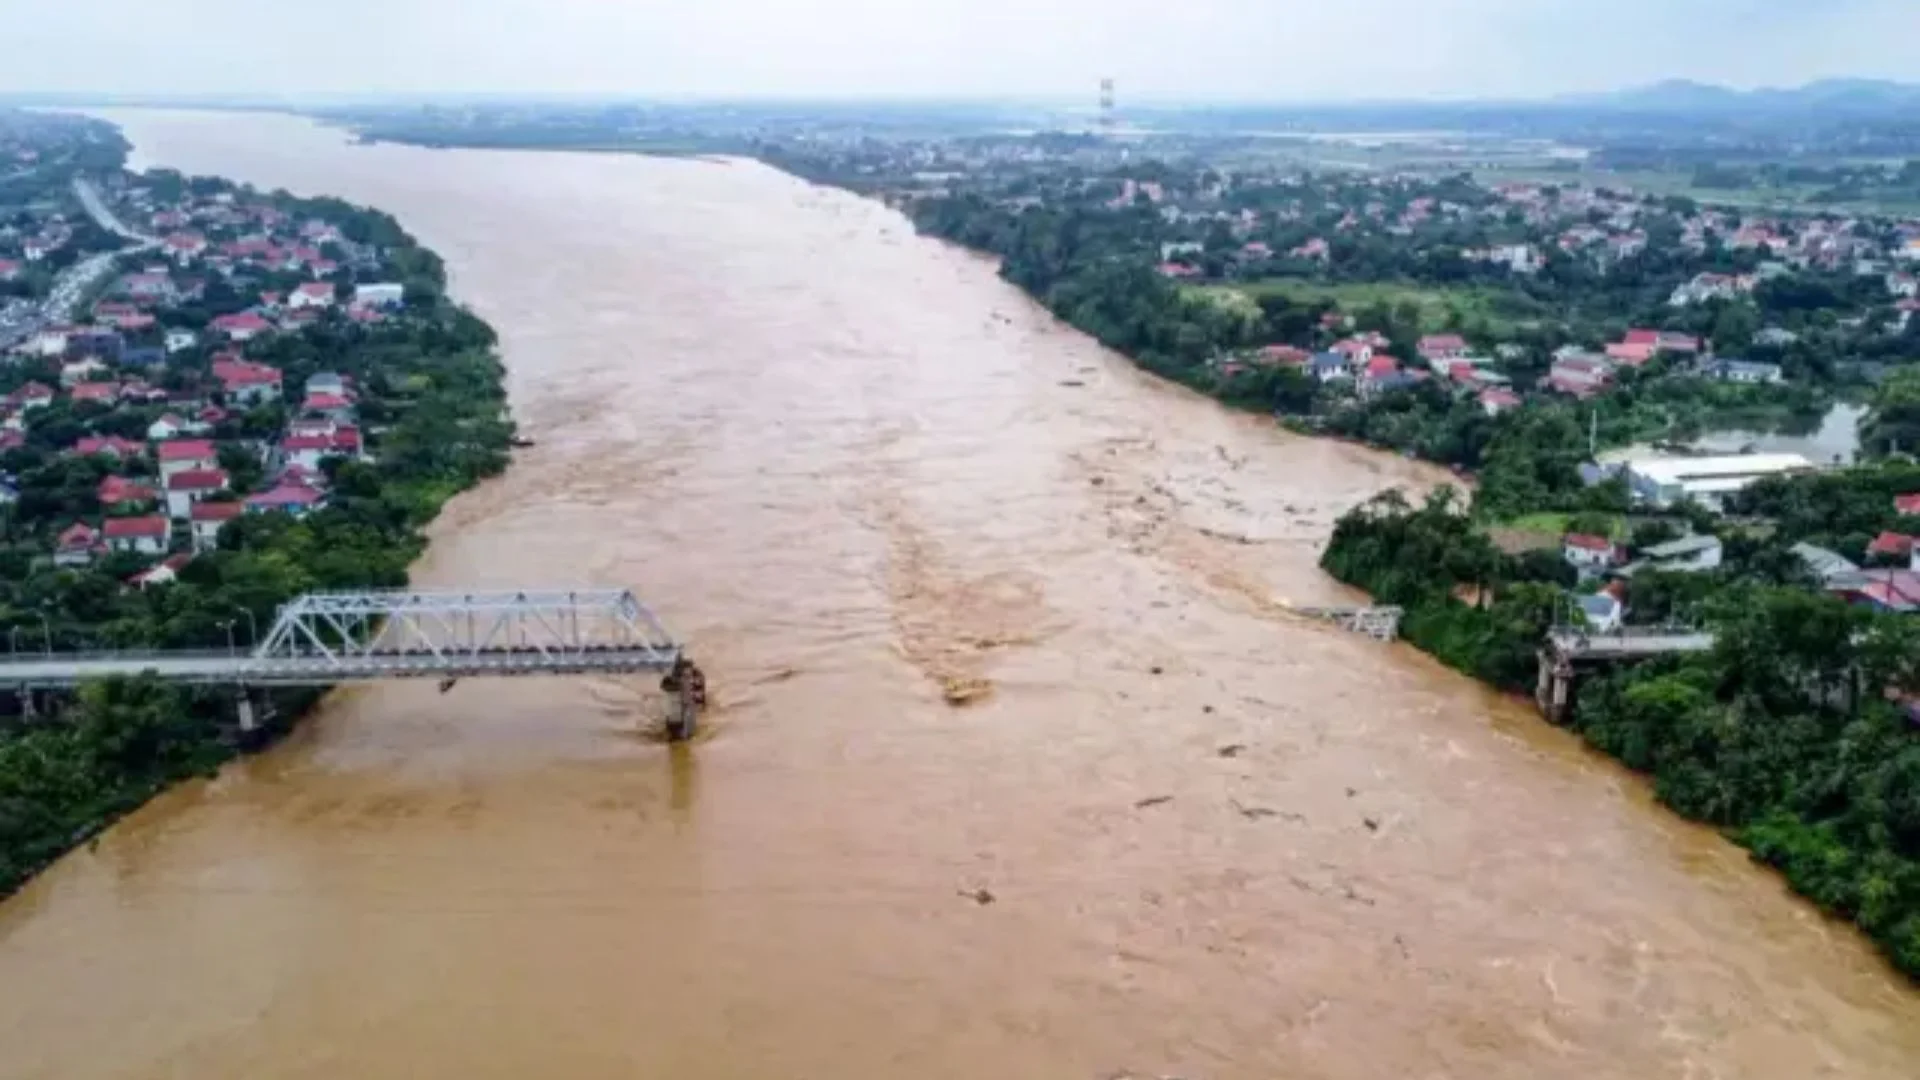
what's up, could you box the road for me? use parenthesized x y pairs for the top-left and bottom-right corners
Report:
(0, 177), (158, 350)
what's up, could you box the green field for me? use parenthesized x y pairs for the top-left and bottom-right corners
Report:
(1501, 512), (1627, 540)
(1190, 279), (1544, 336)
(1468, 165), (1920, 218)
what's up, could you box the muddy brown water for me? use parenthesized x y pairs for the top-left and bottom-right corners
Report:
(0, 110), (1915, 1079)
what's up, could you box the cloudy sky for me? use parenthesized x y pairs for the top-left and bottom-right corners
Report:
(0, 0), (1914, 102)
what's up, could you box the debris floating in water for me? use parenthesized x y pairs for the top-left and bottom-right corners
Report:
(940, 677), (993, 706)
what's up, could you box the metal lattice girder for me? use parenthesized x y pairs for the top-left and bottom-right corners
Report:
(255, 588), (680, 668)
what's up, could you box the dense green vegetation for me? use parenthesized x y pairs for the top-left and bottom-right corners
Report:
(0, 181), (512, 897)
(1324, 488), (1920, 980)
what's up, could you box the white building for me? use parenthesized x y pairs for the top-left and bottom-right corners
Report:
(164, 328), (199, 353)
(1623, 453), (1815, 510)
(1623, 534), (1725, 576)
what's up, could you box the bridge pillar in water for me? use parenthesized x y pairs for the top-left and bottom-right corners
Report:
(1535, 650), (1576, 725)
(235, 689), (258, 734)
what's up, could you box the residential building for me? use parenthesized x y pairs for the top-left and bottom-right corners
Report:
(1306, 351), (1348, 383)
(1417, 334), (1468, 363)
(1621, 534), (1724, 576)
(352, 282), (405, 308)
(1563, 533), (1619, 578)
(1547, 354), (1613, 398)
(9, 382), (54, 411)
(54, 523), (100, 566)
(1792, 542), (1860, 584)
(129, 554), (193, 590)
(212, 357), (283, 406)
(280, 424), (362, 470)
(247, 483), (326, 517)
(289, 282), (335, 309)
(1704, 358), (1784, 385)
(210, 311), (272, 342)
(156, 438), (219, 479)
(103, 515), (170, 556)
(1479, 387), (1521, 416)
(164, 328), (199, 353)
(73, 435), (144, 460)
(164, 468), (229, 520)
(1828, 569), (1920, 614)
(97, 475), (156, 509)
(189, 500), (245, 552)
(1867, 531), (1916, 562)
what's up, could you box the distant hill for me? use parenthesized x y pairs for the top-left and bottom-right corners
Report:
(1562, 78), (1920, 115)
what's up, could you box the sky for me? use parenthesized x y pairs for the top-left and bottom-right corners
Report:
(0, 0), (1915, 103)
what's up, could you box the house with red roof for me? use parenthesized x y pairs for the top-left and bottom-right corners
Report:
(1547, 354), (1613, 399)
(1894, 494), (1920, 517)
(211, 356), (283, 406)
(247, 483), (326, 517)
(1605, 341), (1657, 366)
(1479, 387), (1522, 416)
(162, 232), (207, 262)
(9, 382), (54, 412)
(70, 382), (120, 405)
(156, 438), (219, 479)
(189, 500), (245, 552)
(103, 515), (170, 556)
(0, 258), (20, 281)
(280, 425), (362, 470)
(303, 391), (356, 422)
(1155, 262), (1200, 279)
(1562, 533), (1621, 578)
(147, 413), (190, 441)
(164, 468), (229, 521)
(98, 475), (157, 508)
(1253, 345), (1309, 368)
(210, 311), (272, 342)
(54, 523), (101, 566)
(128, 553), (193, 590)
(72, 435), (144, 460)
(1867, 531), (1918, 563)
(1830, 569), (1920, 614)
(1417, 334), (1468, 363)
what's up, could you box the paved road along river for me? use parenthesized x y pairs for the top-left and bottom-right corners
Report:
(1, 110), (1917, 1079)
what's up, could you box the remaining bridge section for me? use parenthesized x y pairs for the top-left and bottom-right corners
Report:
(0, 588), (682, 688)
(1546, 627), (1714, 661)
(1537, 626), (1715, 722)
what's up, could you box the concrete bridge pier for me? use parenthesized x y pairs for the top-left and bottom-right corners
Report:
(233, 687), (275, 735)
(1535, 650), (1575, 724)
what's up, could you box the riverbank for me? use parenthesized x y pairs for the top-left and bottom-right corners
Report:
(1321, 490), (1920, 982)
(0, 140), (513, 898)
(760, 152), (1920, 986)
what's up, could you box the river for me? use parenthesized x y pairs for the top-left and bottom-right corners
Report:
(1, 110), (1915, 1079)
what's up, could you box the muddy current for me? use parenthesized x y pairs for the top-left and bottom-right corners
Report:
(0, 110), (1915, 1079)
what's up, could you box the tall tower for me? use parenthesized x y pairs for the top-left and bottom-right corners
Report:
(1098, 77), (1116, 138)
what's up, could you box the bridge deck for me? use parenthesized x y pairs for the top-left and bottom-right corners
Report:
(0, 646), (681, 688)
(1548, 631), (1714, 660)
